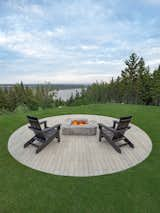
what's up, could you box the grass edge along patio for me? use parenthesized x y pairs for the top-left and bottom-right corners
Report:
(0, 103), (159, 212)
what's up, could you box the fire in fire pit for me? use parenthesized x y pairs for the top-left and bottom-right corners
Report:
(62, 118), (97, 135)
(71, 120), (88, 126)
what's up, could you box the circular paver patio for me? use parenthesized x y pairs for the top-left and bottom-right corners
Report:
(8, 114), (152, 177)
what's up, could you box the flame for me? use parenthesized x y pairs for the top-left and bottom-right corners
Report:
(71, 120), (88, 126)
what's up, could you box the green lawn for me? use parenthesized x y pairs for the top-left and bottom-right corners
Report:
(0, 103), (160, 213)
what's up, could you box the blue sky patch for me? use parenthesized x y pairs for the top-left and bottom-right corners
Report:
(0, 0), (160, 83)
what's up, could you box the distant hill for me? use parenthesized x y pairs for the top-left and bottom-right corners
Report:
(0, 83), (89, 90)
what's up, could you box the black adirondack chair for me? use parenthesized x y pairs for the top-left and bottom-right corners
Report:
(98, 116), (134, 153)
(24, 116), (61, 153)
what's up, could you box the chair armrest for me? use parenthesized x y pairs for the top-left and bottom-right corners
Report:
(113, 120), (119, 128)
(98, 123), (108, 129)
(42, 124), (61, 133)
(40, 121), (47, 128)
(28, 126), (43, 133)
(98, 123), (116, 133)
(51, 124), (61, 130)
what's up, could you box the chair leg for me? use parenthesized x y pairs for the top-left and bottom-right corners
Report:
(124, 137), (134, 148)
(99, 131), (102, 142)
(103, 136), (121, 153)
(108, 140), (121, 153)
(24, 136), (36, 148)
(57, 131), (60, 142)
(36, 140), (51, 154)
(36, 134), (59, 153)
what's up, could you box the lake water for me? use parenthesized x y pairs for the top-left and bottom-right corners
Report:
(52, 88), (84, 101)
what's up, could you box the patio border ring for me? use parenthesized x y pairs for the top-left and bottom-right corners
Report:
(8, 114), (152, 177)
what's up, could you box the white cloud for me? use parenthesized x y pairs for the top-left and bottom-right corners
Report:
(0, 31), (61, 58)
(80, 45), (99, 50)
(83, 59), (122, 65)
(0, 0), (160, 83)
(0, 34), (7, 44)
(13, 72), (113, 84)
(10, 1), (44, 16)
(46, 27), (65, 38)
(0, 32), (33, 44)
(148, 59), (160, 65)
(144, 0), (160, 5)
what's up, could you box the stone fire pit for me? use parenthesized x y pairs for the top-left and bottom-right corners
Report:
(62, 118), (97, 135)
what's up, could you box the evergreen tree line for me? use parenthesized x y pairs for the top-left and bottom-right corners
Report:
(68, 53), (160, 106)
(0, 82), (53, 112)
(1, 52), (160, 112)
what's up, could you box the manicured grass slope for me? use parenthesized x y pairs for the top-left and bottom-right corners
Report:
(0, 104), (160, 213)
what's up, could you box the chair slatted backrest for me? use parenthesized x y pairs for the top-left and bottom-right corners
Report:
(27, 116), (41, 130)
(116, 116), (132, 130)
(27, 116), (45, 139)
(114, 116), (132, 139)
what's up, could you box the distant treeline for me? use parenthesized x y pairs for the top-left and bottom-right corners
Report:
(67, 53), (160, 106)
(0, 83), (88, 90)
(0, 83), (87, 112)
(0, 52), (160, 113)
(0, 83), (54, 112)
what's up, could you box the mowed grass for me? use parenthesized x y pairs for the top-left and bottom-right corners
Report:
(0, 103), (160, 213)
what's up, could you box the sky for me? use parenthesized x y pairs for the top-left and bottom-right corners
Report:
(0, 0), (160, 84)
